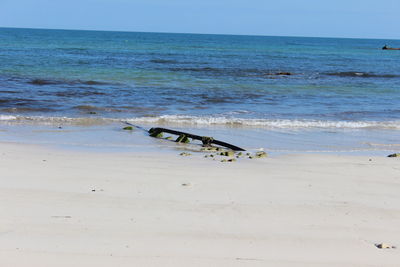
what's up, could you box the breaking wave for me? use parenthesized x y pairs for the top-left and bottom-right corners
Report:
(1, 114), (399, 129)
(126, 115), (400, 129)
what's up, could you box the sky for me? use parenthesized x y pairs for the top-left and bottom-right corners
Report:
(0, 0), (399, 39)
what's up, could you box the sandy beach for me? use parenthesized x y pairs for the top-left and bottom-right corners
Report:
(0, 142), (399, 266)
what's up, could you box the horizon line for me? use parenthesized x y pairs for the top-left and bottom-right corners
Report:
(1, 26), (399, 41)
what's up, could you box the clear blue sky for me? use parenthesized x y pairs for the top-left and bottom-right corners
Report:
(1, 0), (399, 39)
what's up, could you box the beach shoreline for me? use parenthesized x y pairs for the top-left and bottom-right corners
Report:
(1, 121), (399, 157)
(1, 141), (399, 266)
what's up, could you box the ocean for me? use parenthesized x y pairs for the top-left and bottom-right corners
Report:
(0, 27), (399, 154)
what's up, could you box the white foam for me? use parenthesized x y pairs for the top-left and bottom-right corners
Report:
(1, 114), (400, 130)
(126, 115), (400, 129)
(0, 115), (17, 121)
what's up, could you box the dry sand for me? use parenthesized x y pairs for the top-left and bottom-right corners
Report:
(0, 142), (399, 266)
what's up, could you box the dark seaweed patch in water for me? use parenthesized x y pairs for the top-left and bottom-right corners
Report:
(74, 105), (103, 111)
(80, 80), (110, 85)
(28, 79), (62, 85)
(326, 72), (399, 78)
(0, 98), (60, 113)
(202, 97), (236, 104)
(55, 90), (107, 97)
(168, 67), (294, 78)
(77, 60), (90, 65)
(0, 90), (19, 94)
(0, 99), (12, 104)
(0, 97), (40, 105)
(150, 59), (179, 64)
(197, 94), (240, 104)
(28, 78), (116, 86)
(170, 67), (398, 79)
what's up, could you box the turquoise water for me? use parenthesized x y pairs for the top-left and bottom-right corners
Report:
(0, 27), (399, 154)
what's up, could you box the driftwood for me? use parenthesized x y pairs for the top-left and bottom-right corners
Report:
(149, 127), (245, 151)
(122, 121), (245, 151)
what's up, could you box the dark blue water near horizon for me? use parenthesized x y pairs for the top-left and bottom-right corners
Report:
(0, 27), (400, 130)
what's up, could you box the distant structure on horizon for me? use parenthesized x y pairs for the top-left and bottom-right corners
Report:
(382, 45), (400, 50)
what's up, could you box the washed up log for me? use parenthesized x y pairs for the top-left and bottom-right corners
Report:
(148, 127), (245, 151)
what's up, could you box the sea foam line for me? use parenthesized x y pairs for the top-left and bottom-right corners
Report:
(126, 115), (400, 129)
(1, 114), (400, 129)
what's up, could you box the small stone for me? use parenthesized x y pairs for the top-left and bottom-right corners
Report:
(221, 159), (227, 162)
(165, 136), (173, 140)
(255, 151), (268, 158)
(248, 156), (253, 159)
(227, 158), (237, 162)
(123, 126), (133, 130)
(246, 152), (251, 156)
(179, 152), (191, 156)
(375, 243), (393, 249)
(181, 183), (190, 186)
(387, 153), (400, 158)
(201, 147), (219, 152)
(220, 151), (235, 157)
(88, 111), (97, 114)
(236, 152), (243, 157)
